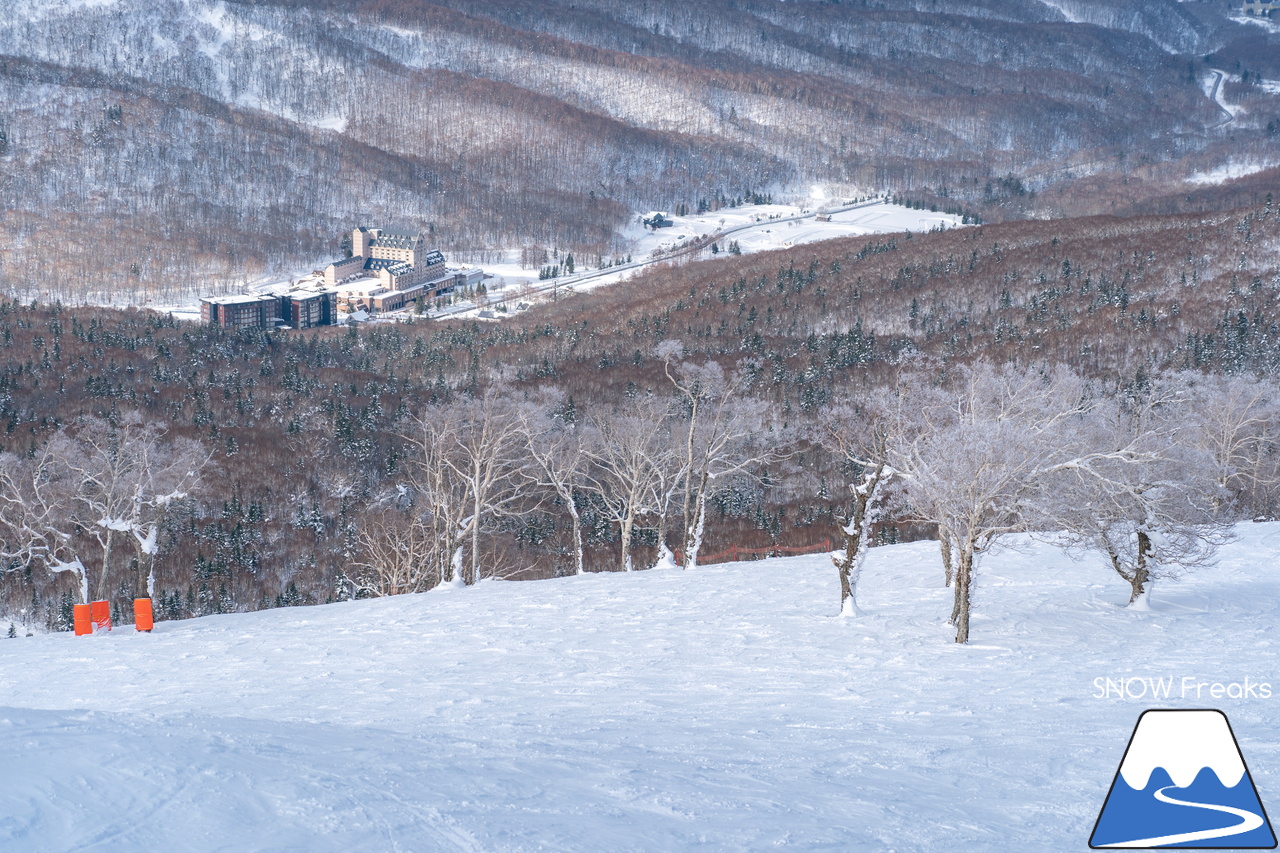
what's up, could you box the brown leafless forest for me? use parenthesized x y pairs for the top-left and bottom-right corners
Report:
(2, 202), (1277, 632)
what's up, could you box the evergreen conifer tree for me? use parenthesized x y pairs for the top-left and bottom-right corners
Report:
(57, 591), (74, 632)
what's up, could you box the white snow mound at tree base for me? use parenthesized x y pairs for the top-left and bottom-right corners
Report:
(2, 525), (1279, 851)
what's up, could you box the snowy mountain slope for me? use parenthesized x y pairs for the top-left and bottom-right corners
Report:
(1, 0), (1272, 301)
(3, 524), (1278, 851)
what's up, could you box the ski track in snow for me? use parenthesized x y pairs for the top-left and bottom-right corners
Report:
(2, 525), (1279, 851)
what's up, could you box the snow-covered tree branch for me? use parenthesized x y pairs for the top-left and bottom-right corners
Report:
(657, 343), (786, 570)
(580, 395), (681, 573)
(0, 413), (208, 605)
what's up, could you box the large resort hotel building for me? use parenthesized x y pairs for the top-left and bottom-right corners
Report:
(325, 227), (446, 294)
(200, 226), (483, 328)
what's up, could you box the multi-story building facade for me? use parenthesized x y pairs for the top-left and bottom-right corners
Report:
(325, 227), (447, 293)
(200, 290), (336, 330)
(200, 226), (475, 327)
(284, 290), (337, 329)
(200, 294), (281, 328)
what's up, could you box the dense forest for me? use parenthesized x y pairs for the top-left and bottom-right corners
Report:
(0, 0), (1278, 301)
(2, 201), (1277, 633)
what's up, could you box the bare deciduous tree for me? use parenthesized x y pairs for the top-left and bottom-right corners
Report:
(0, 443), (88, 602)
(1183, 374), (1280, 518)
(581, 396), (681, 573)
(818, 395), (897, 617)
(656, 344), (783, 570)
(347, 508), (441, 597)
(1041, 382), (1233, 607)
(520, 389), (590, 577)
(405, 390), (530, 587)
(0, 414), (207, 604)
(890, 363), (1093, 643)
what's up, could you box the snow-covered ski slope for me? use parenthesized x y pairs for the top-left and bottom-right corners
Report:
(3, 525), (1279, 851)
(478, 200), (963, 299)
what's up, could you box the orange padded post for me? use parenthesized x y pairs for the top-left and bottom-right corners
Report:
(90, 600), (112, 632)
(134, 598), (154, 632)
(73, 604), (92, 636)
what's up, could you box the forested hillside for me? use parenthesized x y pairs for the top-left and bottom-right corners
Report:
(2, 202), (1277, 630)
(1, 0), (1277, 301)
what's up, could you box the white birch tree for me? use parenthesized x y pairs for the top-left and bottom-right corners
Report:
(519, 390), (589, 576)
(0, 414), (207, 605)
(0, 443), (88, 603)
(656, 344), (784, 570)
(818, 397), (897, 617)
(581, 396), (680, 573)
(890, 363), (1093, 643)
(406, 390), (530, 587)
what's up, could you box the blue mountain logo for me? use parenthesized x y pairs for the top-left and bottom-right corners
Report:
(1091, 709), (1276, 848)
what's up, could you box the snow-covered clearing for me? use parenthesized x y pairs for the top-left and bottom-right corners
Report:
(461, 200), (964, 320)
(1233, 15), (1280, 34)
(3, 524), (1278, 851)
(621, 200), (961, 261)
(1187, 159), (1280, 185)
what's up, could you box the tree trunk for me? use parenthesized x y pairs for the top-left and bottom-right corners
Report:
(940, 533), (954, 588)
(95, 529), (116, 602)
(73, 562), (89, 605)
(656, 509), (669, 563)
(135, 545), (151, 600)
(680, 402), (699, 559)
(683, 470), (710, 569)
(835, 488), (869, 617)
(569, 503), (584, 576)
(685, 490), (709, 570)
(135, 520), (162, 600)
(836, 552), (855, 616)
(681, 471), (694, 567)
(620, 514), (635, 572)
(471, 486), (483, 586)
(1129, 528), (1154, 605)
(949, 566), (962, 625)
(954, 546), (974, 643)
(448, 544), (465, 587)
(837, 466), (887, 617)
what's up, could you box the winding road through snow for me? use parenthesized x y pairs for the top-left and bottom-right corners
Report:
(1206, 70), (1236, 127)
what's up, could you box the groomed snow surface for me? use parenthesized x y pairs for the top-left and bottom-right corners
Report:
(3, 524), (1279, 851)
(471, 200), (963, 319)
(617, 201), (962, 262)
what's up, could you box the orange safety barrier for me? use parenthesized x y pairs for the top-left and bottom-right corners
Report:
(73, 603), (93, 636)
(134, 598), (154, 632)
(90, 599), (112, 632)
